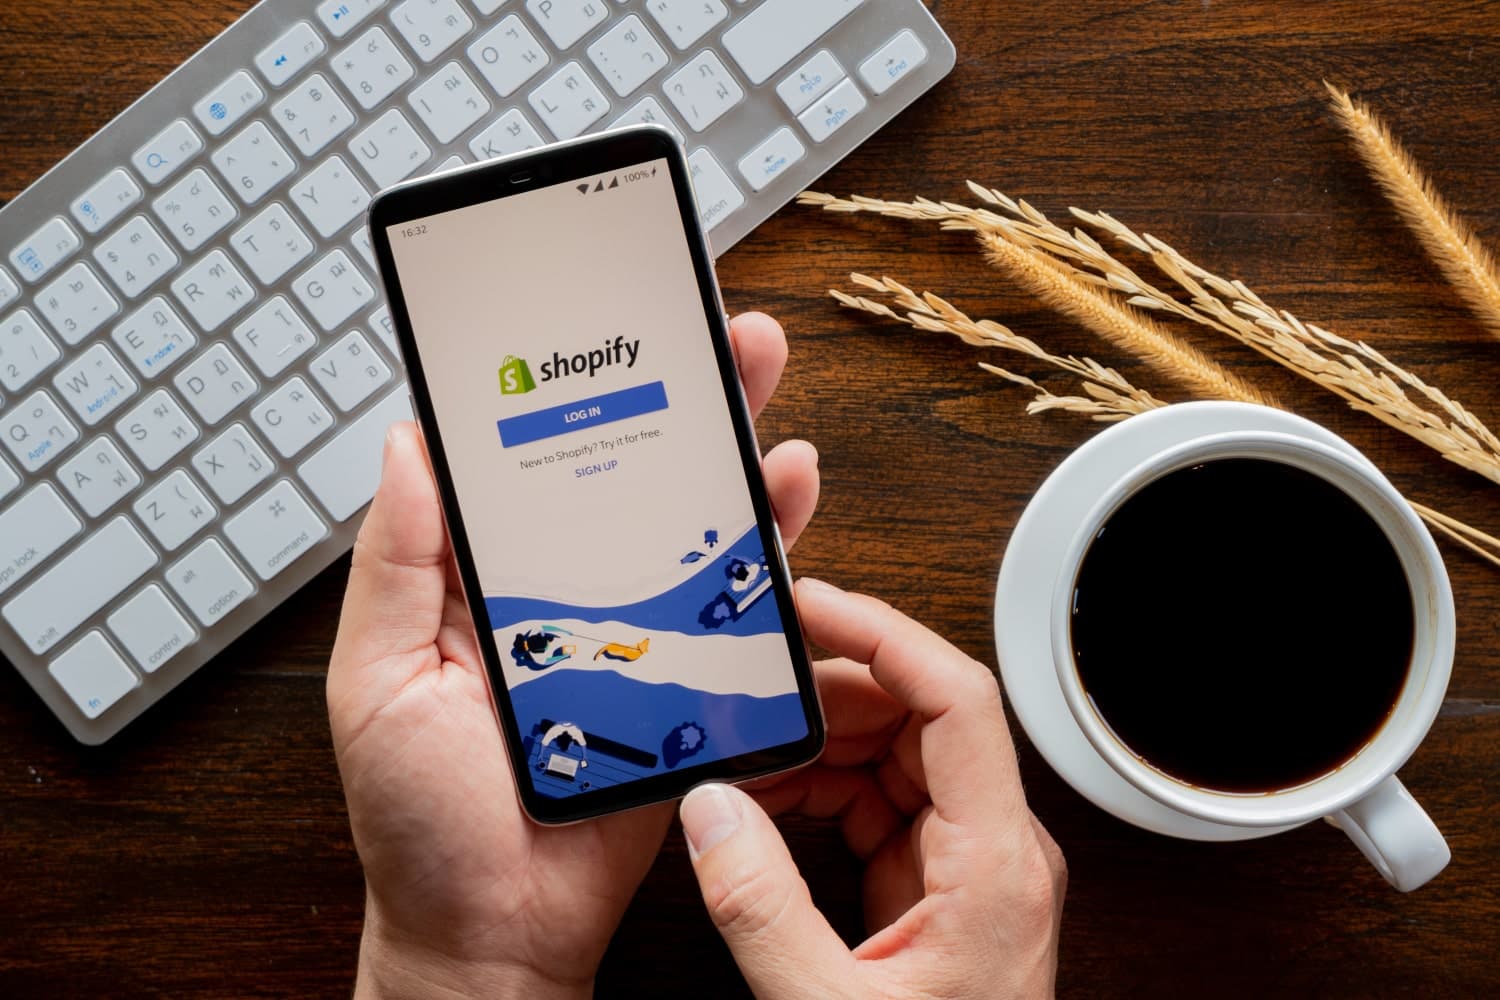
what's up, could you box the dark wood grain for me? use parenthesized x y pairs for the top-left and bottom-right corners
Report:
(3, 1), (1499, 996)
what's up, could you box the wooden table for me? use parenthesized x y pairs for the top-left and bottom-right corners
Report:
(3, 2), (1497, 995)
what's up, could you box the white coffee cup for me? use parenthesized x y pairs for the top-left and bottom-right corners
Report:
(1048, 426), (1453, 891)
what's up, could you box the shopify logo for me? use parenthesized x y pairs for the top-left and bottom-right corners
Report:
(499, 337), (641, 396)
(499, 355), (536, 395)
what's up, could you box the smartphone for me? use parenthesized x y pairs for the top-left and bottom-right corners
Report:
(368, 127), (825, 824)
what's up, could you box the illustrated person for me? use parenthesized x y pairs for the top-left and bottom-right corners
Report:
(327, 313), (1067, 998)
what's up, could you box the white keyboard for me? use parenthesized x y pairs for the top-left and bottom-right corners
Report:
(0, 0), (954, 744)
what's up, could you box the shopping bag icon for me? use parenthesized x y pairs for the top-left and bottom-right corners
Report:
(499, 355), (536, 395)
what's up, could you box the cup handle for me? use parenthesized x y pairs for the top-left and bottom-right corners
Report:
(1326, 775), (1450, 891)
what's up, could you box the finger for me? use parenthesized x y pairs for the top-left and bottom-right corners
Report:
(329, 423), (449, 708)
(762, 439), (819, 550)
(729, 311), (788, 418)
(681, 784), (857, 997)
(749, 765), (905, 861)
(793, 579), (1027, 833)
(810, 657), (906, 767)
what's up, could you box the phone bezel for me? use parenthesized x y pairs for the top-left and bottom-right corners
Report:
(367, 127), (825, 824)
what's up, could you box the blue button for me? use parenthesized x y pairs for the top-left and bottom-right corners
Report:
(498, 380), (669, 448)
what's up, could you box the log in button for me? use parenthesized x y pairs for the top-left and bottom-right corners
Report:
(497, 380), (669, 448)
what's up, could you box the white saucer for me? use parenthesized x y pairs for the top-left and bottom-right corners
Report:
(994, 402), (1378, 841)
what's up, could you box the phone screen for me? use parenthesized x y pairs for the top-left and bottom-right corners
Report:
(383, 154), (811, 806)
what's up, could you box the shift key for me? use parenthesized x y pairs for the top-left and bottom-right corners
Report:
(2, 517), (157, 654)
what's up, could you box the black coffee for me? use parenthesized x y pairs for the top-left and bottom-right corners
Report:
(1070, 458), (1413, 793)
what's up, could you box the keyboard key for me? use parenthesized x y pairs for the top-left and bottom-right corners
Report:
(36, 263), (119, 345)
(52, 343), (138, 426)
(430, 154), (465, 173)
(646, 0), (728, 50)
(57, 435), (141, 517)
(334, 27), (415, 111)
(132, 119), (204, 186)
(311, 330), (392, 411)
(224, 480), (329, 580)
(0, 484), (81, 598)
(71, 170), (144, 235)
(298, 386), (412, 520)
(153, 168), (238, 252)
(174, 343), (259, 425)
(467, 15), (550, 99)
(664, 51), (744, 132)
(48, 631), (137, 719)
(116, 388), (199, 471)
(686, 148), (744, 233)
(1, 309), (62, 392)
(722, 0), (868, 86)
(171, 250), (256, 331)
(408, 63), (491, 143)
(193, 70), (266, 137)
(738, 126), (806, 192)
(273, 73), (357, 157)
(93, 216), (179, 299)
(588, 15), (668, 97)
(166, 538), (254, 627)
(256, 21), (327, 88)
(777, 50), (843, 114)
(349, 110), (432, 189)
(859, 29), (927, 95)
(192, 423), (273, 504)
(2, 516), (157, 655)
(470, 0), (505, 12)
(212, 121), (297, 206)
(233, 297), (317, 378)
(107, 585), (196, 673)
(366, 306), (398, 356)
(798, 76), (867, 143)
(292, 156), (371, 239)
(231, 203), (315, 285)
(252, 377), (334, 457)
(611, 95), (684, 144)
(10, 217), (81, 283)
(0, 268), (18, 310)
(112, 297), (196, 379)
(317, 0), (387, 38)
(3, 390), (79, 472)
(525, 0), (608, 50)
(392, 0), (474, 61)
(294, 250), (375, 330)
(133, 469), (216, 551)
(529, 61), (611, 140)
(469, 109), (545, 160)
(352, 226), (377, 270)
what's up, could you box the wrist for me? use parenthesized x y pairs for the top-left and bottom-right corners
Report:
(355, 902), (594, 1000)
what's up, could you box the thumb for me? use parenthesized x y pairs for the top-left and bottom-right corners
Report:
(681, 784), (857, 998)
(328, 422), (450, 715)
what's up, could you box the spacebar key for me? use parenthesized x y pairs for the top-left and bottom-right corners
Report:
(2, 517), (157, 655)
(297, 386), (414, 522)
(722, 0), (868, 86)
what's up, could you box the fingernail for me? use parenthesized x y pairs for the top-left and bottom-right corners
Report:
(798, 577), (841, 594)
(681, 784), (742, 861)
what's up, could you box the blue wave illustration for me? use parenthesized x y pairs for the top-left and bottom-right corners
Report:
(513, 668), (808, 800)
(486, 525), (781, 638)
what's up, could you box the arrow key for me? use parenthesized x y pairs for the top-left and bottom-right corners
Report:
(737, 127), (806, 193)
(776, 50), (843, 115)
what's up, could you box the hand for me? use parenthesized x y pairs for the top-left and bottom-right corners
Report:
(678, 579), (1067, 999)
(327, 313), (821, 999)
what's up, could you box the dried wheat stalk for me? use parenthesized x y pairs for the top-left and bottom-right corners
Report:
(836, 272), (1500, 570)
(833, 273), (1164, 420)
(808, 193), (1500, 567)
(1325, 81), (1500, 341)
